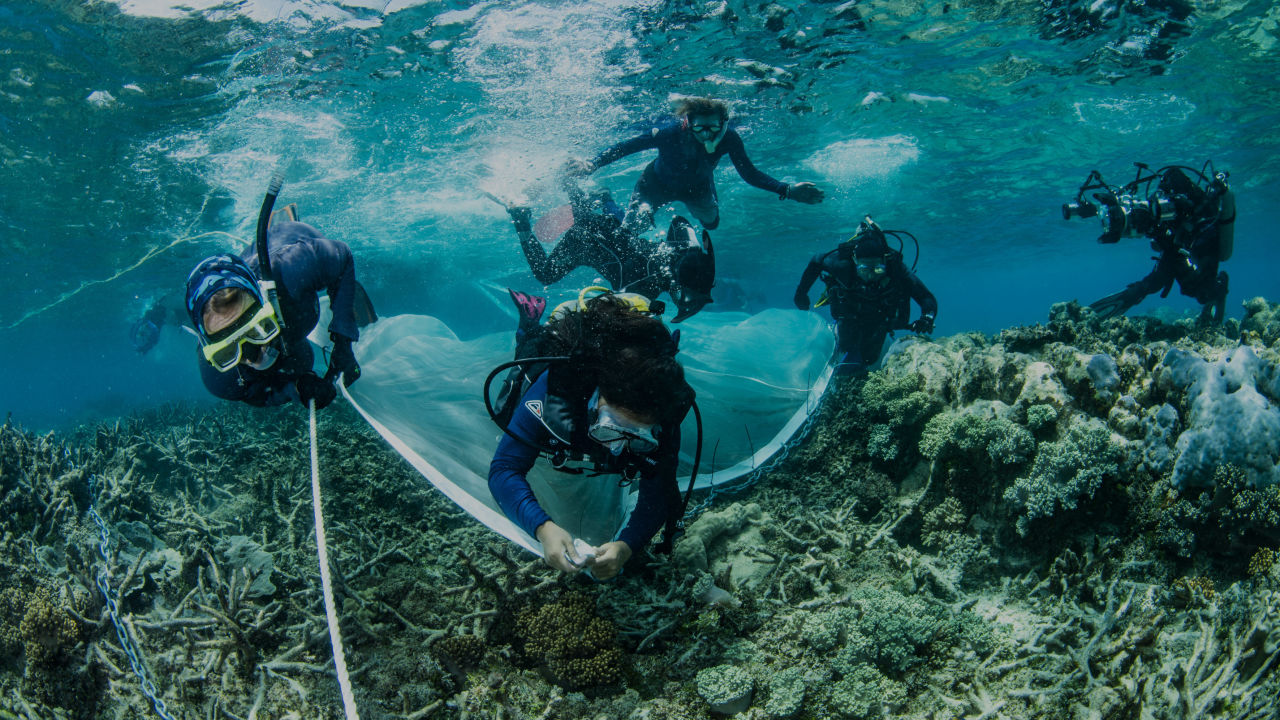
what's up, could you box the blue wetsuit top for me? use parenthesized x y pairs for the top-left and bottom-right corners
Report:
(488, 372), (681, 551)
(198, 220), (359, 406)
(591, 119), (789, 198)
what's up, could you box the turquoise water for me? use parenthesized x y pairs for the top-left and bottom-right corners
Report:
(2, 0), (1277, 429)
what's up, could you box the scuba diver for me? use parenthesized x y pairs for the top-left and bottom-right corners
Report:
(1062, 162), (1235, 323)
(185, 196), (367, 410)
(562, 96), (824, 232)
(493, 177), (716, 322)
(794, 217), (938, 375)
(486, 291), (695, 580)
(130, 299), (171, 354)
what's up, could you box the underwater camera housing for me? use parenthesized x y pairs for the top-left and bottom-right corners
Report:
(1062, 163), (1226, 244)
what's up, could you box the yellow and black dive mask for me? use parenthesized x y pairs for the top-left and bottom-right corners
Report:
(200, 301), (282, 372)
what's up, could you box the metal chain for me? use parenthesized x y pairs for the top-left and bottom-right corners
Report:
(86, 473), (178, 720)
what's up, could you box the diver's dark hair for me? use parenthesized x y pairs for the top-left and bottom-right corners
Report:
(674, 97), (729, 122)
(546, 295), (692, 422)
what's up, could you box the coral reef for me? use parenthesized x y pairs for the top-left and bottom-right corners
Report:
(2, 298), (1280, 719)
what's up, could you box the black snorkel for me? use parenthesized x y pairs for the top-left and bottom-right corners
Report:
(255, 169), (287, 330)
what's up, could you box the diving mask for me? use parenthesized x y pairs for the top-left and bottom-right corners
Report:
(688, 116), (727, 152)
(201, 301), (282, 372)
(588, 394), (659, 455)
(856, 257), (887, 282)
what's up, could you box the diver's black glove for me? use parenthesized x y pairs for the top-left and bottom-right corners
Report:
(326, 334), (361, 387)
(296, 372), (337, 410)
(910, 316), (935, 335)
(793, 292), (810, 311)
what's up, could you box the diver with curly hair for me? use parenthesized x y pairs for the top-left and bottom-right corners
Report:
(563, 96), (824, 231)
(487, 291), (695, 580)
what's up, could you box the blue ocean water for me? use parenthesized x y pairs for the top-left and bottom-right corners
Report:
(1, 0), (1277, 430)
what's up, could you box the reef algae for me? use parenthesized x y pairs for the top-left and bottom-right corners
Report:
(0, 299), (1279, 718)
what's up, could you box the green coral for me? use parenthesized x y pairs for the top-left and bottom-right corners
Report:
(800, 608), (849, 653)
(860, 372), (939, 427)
(921, 497), (968, 549)
(1003, 418), (1126, 535)
(695, 663), (753, 713)
(865, 424), (898, 462)
(516, 592), (622, 690)
(919, 411), (1034, 467)
(836, 588), (940, 674)
(763, 667), (806, 718)
(827, 663), (904, 719)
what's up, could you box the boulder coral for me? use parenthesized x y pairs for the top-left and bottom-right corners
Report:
(1157, 345), (1280, 489)
(516, 592), (623, 690)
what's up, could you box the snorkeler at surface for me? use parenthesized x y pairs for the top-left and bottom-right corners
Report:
(1061, 162), (1235, 324)
(794, 217), (938, 375)
(184, 213), (364, 409)
(487, 293), (694, 580)
(493, 177), (716, 323)
(562, 96), (824, 231)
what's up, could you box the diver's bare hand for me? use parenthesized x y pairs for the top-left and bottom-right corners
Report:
(591, 541), (632, 580)
(535, 522), (584, 573)
(786, 182), (825, 204)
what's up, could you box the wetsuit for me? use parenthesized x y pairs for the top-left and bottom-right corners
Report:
(1096, 208), (1229, 320)
(796, 250), (938, 374)
(488, 372), (683, 553)
(515, 184), (668, 299)
(198, 221), (359, 406)
(591, 118), (789, 230)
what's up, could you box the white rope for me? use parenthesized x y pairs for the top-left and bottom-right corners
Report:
(309, 399), (361, 720)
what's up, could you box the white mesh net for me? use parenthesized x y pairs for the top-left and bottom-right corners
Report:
(342, 308), (835, 554)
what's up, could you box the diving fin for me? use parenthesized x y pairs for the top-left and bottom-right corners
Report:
(534, 204), (575, 242)
(508, 288), (547, 332)
(354, 280), (378, 328)
(268, 203), (298, 228)
(1088, 287), (1141, 320)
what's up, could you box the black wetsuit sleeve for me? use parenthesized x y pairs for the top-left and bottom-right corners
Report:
(271, 222), (359, 342)
(617, 429), (681, 551)
(516, 217), (577, 286)
(312, 236), (359, 342)
(794, 253), (827, 297)
(591, 132), (661, 170)
(723, 131), (788, 197)
(907, 272), (938, 318)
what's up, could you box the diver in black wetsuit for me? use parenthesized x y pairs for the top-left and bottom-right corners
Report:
(1062, 163), (1235, 323)
(500, 179), (716, 322)
(794, 218), (938, 375)
(130, 299), (172, 354)
(563, 96), (824, 231)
